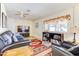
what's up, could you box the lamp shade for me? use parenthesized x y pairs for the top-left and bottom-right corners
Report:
(70, 26), (79, 33)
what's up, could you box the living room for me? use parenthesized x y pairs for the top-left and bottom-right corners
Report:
(0, 3), (79, 56)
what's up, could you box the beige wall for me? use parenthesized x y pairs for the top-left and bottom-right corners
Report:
(74, 4), (79, 27)
(7, 18), (33, 36)
(31, 19), (43, 38)
(32, 7), (74, 40)
(4, 4), (79, 41)
(31, 5), (79, 41)
(0, 3), (34, 36)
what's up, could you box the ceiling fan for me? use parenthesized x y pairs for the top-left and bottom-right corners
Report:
(15, 10), (31, 18)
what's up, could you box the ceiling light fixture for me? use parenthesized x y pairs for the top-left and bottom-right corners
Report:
(16, 9), (31, 18)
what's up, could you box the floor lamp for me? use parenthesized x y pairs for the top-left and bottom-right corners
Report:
(70, 26), (79, 43)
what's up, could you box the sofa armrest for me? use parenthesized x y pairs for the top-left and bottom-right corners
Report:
(0, 53), (2, 56)
(1, 40), (31, 53)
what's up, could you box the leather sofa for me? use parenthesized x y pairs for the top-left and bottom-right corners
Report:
(0, 28), (31, 55)
(52, 45), (73, 56)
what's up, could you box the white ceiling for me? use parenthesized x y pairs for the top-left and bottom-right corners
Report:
(4, 3), (75, 20)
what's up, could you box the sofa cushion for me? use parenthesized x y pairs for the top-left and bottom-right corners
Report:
(0, 38), (5, 51)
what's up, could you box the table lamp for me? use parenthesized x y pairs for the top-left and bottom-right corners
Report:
(70, 26), (79, 43)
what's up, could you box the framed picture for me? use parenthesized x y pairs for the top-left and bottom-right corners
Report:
(35, 23), (39, 28)
(2, 12), (7, 28)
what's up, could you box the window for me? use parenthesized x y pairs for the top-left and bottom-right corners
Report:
(45, 20), (68, 32)
(48, 24), (56, 31)
(58, 20), (68, 32)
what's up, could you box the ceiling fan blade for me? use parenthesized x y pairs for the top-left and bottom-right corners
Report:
(16, 11), (21, 15)
(24, 13), (29, 15)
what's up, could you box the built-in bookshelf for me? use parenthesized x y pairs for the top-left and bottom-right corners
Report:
(17, 25), (30, 37)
